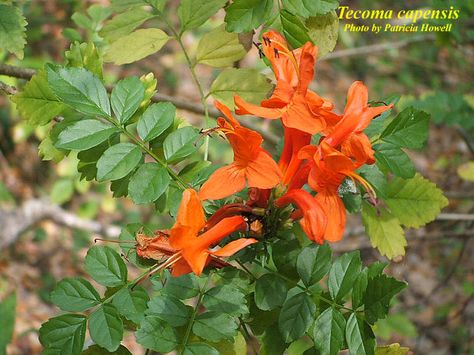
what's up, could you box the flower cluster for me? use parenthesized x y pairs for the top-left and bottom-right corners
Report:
(136, 30), (392, 276)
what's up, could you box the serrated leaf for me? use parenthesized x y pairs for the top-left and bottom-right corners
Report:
(210, 68), (272, 109)
(363, 275), (406, 324)
(96, 143), (142, 181)
(83, 344), (132, 355)
(11, 69), (65, 126)
(384, 174), (448, 228)
(328, 251), (362, 302)
(0, 4), (27, 59)
(104, 29), (169, 65)
(38, 136), (65, 162)
(65, 42), (103, 79)
(283, 0), (339, 17)
(50, 179), (74, 205)
(254, 274), (288, 311)
(203, 285), (248, 316)
(56, 120), (118, 150)
(112, 286), (149, 324)
(352, 269), (368, 309)
(111, 76), (145, 124)
(100, 8), (154, 42)
(375, 343), (410, 355)
(146, 295), (190, 326)
(362, 202), (406, 259)
(46, 65), (111, 117)
(376, 314), (418, 340)
(260, 323), (287, 355)
(272, 238), (300, 280)
(380, 107), (429, 149)
(163, 126), (199, 163)
(305, 11), (338, 57)
(39, 314), (87, 355)
(50, 278), (100, 312)
(162, 273), (200, 299)
(178, 0), (227, 33)
(297, 243), (332, 287)
(346, 313), (375, 355)
(196, 25), (246, 67)
(89, 304), (123, 352)
(280, 10), (312, 49)
(193, 312), (239, 342)
(84, 246), (128, 287)
(0, 292), (16, 355)
(183, 343), (219, 355)
(375, 143), (416, 179)
(278, 292), (316, 343)
(224, 0), (273, 33)
(313, 307), (346, 355)
(136, 316), (178, 352)
(137, 102), (175, 142)
(128, 163), (170, 204)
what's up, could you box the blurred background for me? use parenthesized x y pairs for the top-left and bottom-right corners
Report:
(0, 0), (473, 354)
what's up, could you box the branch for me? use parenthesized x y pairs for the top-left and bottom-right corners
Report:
(0, 199), (120, 250)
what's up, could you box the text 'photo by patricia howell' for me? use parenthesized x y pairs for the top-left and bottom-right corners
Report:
(0, 0), (472, 354)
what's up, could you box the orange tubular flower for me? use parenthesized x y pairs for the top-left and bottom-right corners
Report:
(275, 189), (327, 244)
(168, 189), (257, 276)
(234, 30), (338, 135)
(198, 101), (281, 201)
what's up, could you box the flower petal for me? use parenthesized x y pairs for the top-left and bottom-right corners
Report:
(211, 238), (258, 257)
(234, 95), (282, 119)
(281, 94), (327, 134)
(246, 150), (282, 189)
(315, 190), (346, 242)
(199, 164), (246, 201)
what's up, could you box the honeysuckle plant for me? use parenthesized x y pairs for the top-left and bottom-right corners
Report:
(3, 1), (449, 354)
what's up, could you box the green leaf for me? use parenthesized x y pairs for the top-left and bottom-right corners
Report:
(351, 269), (368, 309)
(111, 76), (145, 124)
(272, 238), (300, 280)
(89, 304), (124, 352)
(50, 278), (100, 312)
(162, 273), (200, 299)
(363, 275), (407, 324)
(96, 143), (142, 181)
(183, 343), (220, 355)
(77, 138), (119, 181)
(374, 143), (416, 179)
(283, 0), (339, 17)
(458, 161), (474, 182)
(178, 0), (227, 33)
(163, 126), (199, 163)
(313, 307), (346, 355)
(375, 344), (410, 355)
(345, 313), (375, 355)
(0, 293), (16, 355)
(100, 8), (154, 42)
(297, 243), (332, 287)
(137, 102), (175, 142)
(305, 12), (339, 57)
(384, 174), (448, 228)
(196, 25), (246, 67)
(278, 293), (316, 343)
(362, 202), (407, 259)
(65, 42), (103, 79)
(254, 274), (288, 311)
(128, 163), (170, 204)
(0, 4), (27, 59)
(84, 246), (128, 287)
(112, 286), (149, 324)
(11, 69), (65, 126)
(280, 10), (312, 49)
(56, 120), (118, 150)
(380, 107), (430, 149)
(193, 312), (238, 342)
(104, 29), (170, 65)
(328, 251), (362, 302)
(147, 295), (190, 326)
(224, 0), (273, 33)
(50, 179), (74, 205)
(46, 65), (110, 117)
(83, 344), (132, 354)
(375, 314), (418, 340)
(136, 316), (178, 352)
(260, 323), (287, 355)
(210, 68), (272, 109)
(39, 314), (87, 354)
(203, 285), (248, 316)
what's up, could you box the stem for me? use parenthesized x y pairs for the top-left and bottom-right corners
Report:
(239, 318), (257, 354)
(179, 275), (211, 354)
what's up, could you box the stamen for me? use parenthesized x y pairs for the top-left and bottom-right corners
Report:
(274, 48), (280, 58)
(346, 172), (377, 202)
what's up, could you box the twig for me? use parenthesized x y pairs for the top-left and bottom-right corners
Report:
(436, 213), (474, 221)
(0, 81), (17, 95)
(0, 199), (120, 250)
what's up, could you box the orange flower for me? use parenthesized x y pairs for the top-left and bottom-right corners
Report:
(234, 30), (338, 134)
(275, 189), (327, 244)
(198, 101), (281, 201)
(168, 189), (257, 276)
